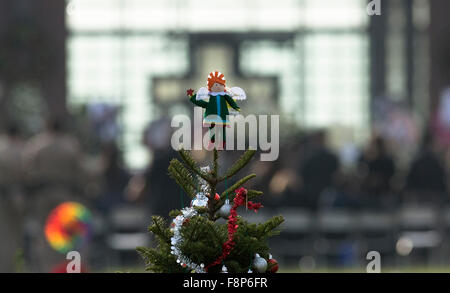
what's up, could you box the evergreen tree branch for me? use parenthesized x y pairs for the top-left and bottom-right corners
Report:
(220, 174), (256, 200)
(148, 216), (172, 245)
(178, 217), (227, 265)
(178, 149), (212, 183)
(168, 159), (196, 199)
(186, 216), (200, 244)
(219, 150), (256, 181)
(193, 206), (208, 215)
(136, 246), (184, 273)
(212, 149), (219, 178)
(169, 159), (197, 188)
(214, 175), (256, 213)
(207, 150), (219, 220)
(208, 181), (217, 220)
(247, 189), (263, 200)
(256, 215), (284, 240)
(215, 189), (263, 215)
(169, 209), (182, 218)
(136, 247), (158, 270)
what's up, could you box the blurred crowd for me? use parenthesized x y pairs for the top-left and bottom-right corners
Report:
(1, 113), (450, 272)
(250, 129), (450, 211)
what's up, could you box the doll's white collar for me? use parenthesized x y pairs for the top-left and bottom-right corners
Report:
(209, 91), (227, 96)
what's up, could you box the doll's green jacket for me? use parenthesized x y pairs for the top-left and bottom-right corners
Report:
(189, 93), (240, 125)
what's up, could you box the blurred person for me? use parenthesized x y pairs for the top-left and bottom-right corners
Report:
(300, 130), (339, 210)
(0, 123), (26, 272)
(260, 136), (305, 207)
(23, 118), (88, 272)
(95, 143), (131, 215)
(358, 136), (396, 198)
(318, 172), (363, 210)
(126, 119), (182, 220)
(404, 131), (447, 202)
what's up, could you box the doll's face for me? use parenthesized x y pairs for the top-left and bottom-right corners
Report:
(210, 82), (225, 92)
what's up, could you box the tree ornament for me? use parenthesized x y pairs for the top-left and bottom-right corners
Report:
(267, 254), (279, 273)
(252, 254), (267, 273)
(187, 71), (246, 146)
(192, 192), (208, 207)
(221, 265), (228, 273)
(186, 88), (194, 97)
(214, 193), (220, 201)
(219, 199), (232, 219)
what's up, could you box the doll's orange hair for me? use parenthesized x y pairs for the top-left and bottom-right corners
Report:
(207, 71), (226, 91)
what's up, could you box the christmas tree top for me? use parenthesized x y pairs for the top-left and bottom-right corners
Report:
(137, 148), (284, 273)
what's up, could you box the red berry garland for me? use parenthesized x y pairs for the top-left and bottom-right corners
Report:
(205, 187), (263, 271)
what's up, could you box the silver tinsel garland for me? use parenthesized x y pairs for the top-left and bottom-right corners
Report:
(170, 206), (206, 273)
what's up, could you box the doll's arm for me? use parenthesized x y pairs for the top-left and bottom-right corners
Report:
(189, 94), (208, 108)
(224, 95), (240, 111)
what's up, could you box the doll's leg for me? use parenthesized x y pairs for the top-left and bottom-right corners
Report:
(215, 125), (226, 150)
(222, 126), (226, 143)
(208, 124), (226, 149)
(217, 126), (226, 146)
(209, 124), (216, 143)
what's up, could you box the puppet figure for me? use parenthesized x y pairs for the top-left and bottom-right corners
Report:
(187, 71), (246, 149)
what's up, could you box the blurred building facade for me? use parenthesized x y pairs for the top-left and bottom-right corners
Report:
(0, 0), (446, 168)
(65, 0), (371, 168)
(2, 0), (450, 272)
(0, 0), (66, 128)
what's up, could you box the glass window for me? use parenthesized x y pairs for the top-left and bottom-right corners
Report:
(66, 0), (370, 168)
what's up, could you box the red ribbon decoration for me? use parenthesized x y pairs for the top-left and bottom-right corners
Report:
(205, 187), (263, 271)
